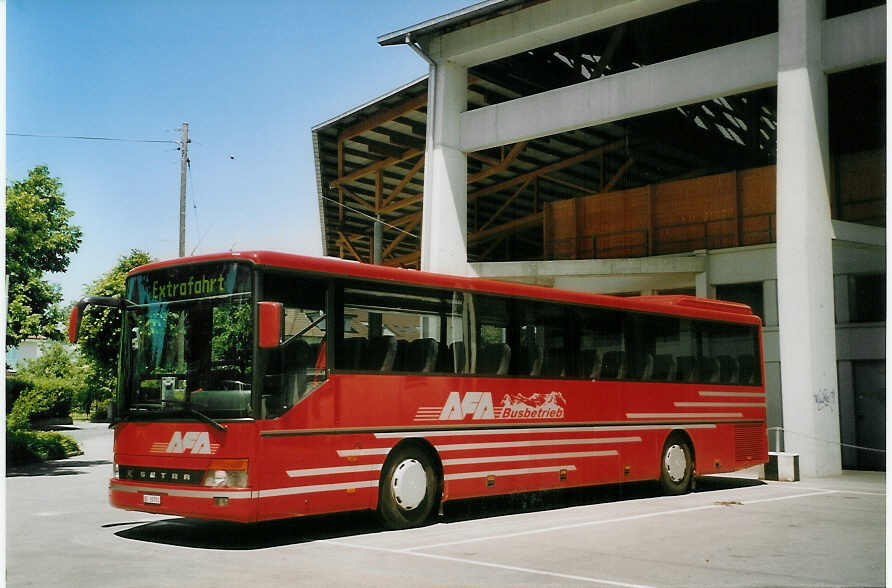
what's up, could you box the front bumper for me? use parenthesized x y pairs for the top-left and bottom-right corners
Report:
(109, 479), (257, 523)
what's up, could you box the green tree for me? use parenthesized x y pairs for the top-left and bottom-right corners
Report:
(6, 166), (82, 348)
(17, 341), (90, 412)
(78, 250), (154, 404)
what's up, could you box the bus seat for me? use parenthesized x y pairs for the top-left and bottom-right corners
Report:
(637, 354), (654, 380)
(449, 341), (466, 374)
(651, 354), (677, 381)
(336, 338), (366, 370)
(600, 351), (625, 380)
(541, 347), (566, 378)
(406, 338), (439, 373)
(675, 356), (697, 382)
(717, 355), (739, 384)
(478, 343), (511, 376)
(738, 354), (756, 384)
(393, 339), (410, 371)
(574, 349), (599, 379)
(365, 335), (397, 371)
(699, 357), (720, 383)
(527, 345), (544, 376)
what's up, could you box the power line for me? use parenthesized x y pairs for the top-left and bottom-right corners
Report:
(320, 194), (420, 239)
(7, 132), (179, 144)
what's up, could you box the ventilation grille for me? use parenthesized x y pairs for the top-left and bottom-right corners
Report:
(735, 424), (766, 462)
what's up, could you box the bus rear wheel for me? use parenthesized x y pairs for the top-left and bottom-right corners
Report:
(377, 445), (439, 530)
(659, 435), (693, 495)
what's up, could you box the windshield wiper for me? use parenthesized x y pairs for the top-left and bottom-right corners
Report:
(135, 399), (228, 432)
(169, 403), (228, 432)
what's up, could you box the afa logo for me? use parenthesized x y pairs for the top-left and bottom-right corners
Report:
(166, 431), (212, 454)
(440, 391), (494, 420)
(414, 391), (566, 421)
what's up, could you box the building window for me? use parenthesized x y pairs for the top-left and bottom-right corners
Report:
(849, 274), (886, 323)
(716, 282), (764, 324)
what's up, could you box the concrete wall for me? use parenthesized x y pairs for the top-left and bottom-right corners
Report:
(417, 0), (885, 475)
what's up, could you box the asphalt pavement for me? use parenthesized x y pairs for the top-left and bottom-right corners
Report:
(6, 422), (886, 587)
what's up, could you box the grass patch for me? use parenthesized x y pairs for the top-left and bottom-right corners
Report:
(7, 429), (82, 465)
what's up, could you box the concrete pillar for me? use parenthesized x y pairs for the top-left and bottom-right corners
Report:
(775, 0), (841, 476)
(420, 59), (471, 276)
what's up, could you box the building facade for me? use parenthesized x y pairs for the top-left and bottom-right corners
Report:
(315, 0), (885, 476)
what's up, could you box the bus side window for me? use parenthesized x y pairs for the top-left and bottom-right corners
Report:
(697, 321), (761, 386)
(259, 272), (328, 419)
(339, 286), (463, 376)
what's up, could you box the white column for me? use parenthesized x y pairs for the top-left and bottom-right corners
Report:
(420, 59), (471, 276)
(776, 0), (841, 476)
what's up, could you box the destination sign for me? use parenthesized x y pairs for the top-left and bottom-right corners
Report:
(127, 262), (252, 304)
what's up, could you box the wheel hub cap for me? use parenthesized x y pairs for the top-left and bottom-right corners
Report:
(392, 459), (426, 510)
(665, 444), (687, 483)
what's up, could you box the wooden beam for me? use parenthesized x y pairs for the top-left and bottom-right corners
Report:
(375, 170), (383, 212)
(479, 234), (508, 260)
(338, 93), (428, 143)
(341, 187), (374, 211)
(382, 216), (420, 258)
(383, 249), (421, 267)
(478, 179), (530, 233)
(387, 211), (422, 228)
(603, 158), (634, 193)
(382, 155), (424, 209)
(467, 141), (528, 183)
(469, 211), (544, 244)
(468, 140), (623, 203)
(337, 231), (363, 262)
(540, 174), (589, 194)
(329, 149), (423, 188)
(379, 193), (423, 215)
(337, 140), (344, 223)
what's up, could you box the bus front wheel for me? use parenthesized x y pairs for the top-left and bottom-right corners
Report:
(377, 445), (439, 529)
(659, 435), (693, 495)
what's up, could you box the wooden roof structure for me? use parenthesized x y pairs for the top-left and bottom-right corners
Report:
(313, 0), (883, 268)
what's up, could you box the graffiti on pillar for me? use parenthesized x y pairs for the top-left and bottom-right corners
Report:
(813, 388), (837, 412)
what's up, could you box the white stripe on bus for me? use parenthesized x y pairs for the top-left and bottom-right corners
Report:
(443, 450), (617, 466)
(626, 412), (743, 419)
(373, 423), (718, 439)
(444, 465), (577, 481)
(287, 464), (384, 478)
(255, 480), (379, 498)
(699, 391), (766, 398)
(674, 402), (766, 408)
(109, 483), (252, 499)
(434, 437), (641, 452)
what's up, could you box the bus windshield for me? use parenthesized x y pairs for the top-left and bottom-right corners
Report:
(121, 262), (254, 420)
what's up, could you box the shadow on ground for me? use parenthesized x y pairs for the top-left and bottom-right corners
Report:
(113, 475), (764, 550)
(7, 458), (111, 478)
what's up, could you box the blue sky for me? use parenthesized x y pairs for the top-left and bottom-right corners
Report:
(8, 0), (474, 304)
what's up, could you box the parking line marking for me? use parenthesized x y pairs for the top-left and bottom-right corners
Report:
(742, 490), (837, 505)
(402, 490), (837, 552)
(793, 485), (886, 497)
(322, 540), (654, 588)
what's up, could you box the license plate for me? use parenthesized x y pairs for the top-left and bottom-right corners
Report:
(143, 494), (161, 505)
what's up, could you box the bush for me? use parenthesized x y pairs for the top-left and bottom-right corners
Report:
(89, 398), (112, 422)
(6, 376), (31, 414)
(7, 376), (77, 430)
(6, 429), (81, 465)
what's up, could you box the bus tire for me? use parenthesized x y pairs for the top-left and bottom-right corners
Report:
(377, 445), (439, 530)
(659, 434), (693, 495)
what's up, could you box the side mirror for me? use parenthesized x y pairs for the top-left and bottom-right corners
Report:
(257, 302), (283, 348)
(69, 304), (84, 344)
(68, 296), (125, 343)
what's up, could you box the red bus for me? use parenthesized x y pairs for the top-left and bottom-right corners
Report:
(70, 251), (767, 529)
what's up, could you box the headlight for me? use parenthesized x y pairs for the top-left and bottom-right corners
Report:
(202, 459), (248, 488)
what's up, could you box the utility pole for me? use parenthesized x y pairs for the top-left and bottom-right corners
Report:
(178, 122), (189, 257)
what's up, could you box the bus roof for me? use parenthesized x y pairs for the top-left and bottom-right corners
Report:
(130, 251), (761, 325)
